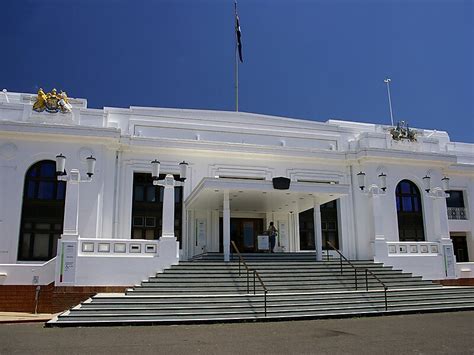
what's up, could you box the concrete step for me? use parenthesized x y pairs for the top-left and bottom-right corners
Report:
(64, 298), (474, 317)
(51, 300), (474, 326)
(77, 293), (474, 312)
(89, 287), (474, 303)
(46, 253), (474, 327)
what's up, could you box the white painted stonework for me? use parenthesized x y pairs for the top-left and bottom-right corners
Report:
(0, 91), (473, 286)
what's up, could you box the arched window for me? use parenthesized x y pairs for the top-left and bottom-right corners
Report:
(395, 179), (425, 241)
(18, 160), (66, 261)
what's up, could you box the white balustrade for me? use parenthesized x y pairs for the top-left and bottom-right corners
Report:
(78, 238), (159, 256)
(386, 242), (440, 255)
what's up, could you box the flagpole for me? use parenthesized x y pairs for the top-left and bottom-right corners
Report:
(234, 1), (239, 112)
(384, 78), (394, 126)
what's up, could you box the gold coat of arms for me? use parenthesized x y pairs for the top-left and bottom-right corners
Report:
(33, 88), (72, 113)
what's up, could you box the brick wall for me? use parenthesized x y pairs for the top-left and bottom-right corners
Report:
(435, 278), (474, 286)
(0, 284), (127, 314)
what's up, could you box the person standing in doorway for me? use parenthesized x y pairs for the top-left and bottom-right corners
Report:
(267, 222), (279, 253)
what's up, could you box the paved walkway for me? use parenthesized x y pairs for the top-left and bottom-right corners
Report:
(0, 312), (56, 324)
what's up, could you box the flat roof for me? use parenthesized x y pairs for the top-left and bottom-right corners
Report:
(185, 178), (350, 213)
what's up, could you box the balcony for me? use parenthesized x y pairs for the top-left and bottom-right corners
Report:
(447, 207), (468, 220)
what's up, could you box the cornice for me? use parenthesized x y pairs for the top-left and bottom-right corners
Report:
(347, 148), (458, 165)
(0, 120), (120, 140)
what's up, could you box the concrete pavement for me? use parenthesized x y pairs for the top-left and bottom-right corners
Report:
(0, 312), (56, 324)
(0, 311), (473, 354)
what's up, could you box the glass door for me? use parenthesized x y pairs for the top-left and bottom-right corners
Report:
(220, 218), (264, 252)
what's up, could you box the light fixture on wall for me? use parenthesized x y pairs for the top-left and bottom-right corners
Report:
(357, 171), (387, 193)
(422, 175), (431, 193)
(151, 160), (188, 182)
(55, 153), (96, 179)
(423, 174), (450, 197)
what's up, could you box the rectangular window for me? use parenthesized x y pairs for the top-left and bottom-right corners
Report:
(131, 173), (183, 245)
(146, 186), (156, 202)
(20, 233), (32, 259)
(133, 216), (144, 227)
(134, 186), (144, 201)
(145, 217), (156, 227)
(145, 229), (155, 239)
(446, 191), (465, 208)
(32, 233), (50, 259)
(133, 229), (142, 239)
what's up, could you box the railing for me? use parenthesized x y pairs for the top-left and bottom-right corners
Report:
(447, 207), (468, 220)
(326, 242), (388, 311)
(230, 241), (268, 317)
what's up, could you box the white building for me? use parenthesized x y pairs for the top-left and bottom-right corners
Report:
(0, 90), (473, 290)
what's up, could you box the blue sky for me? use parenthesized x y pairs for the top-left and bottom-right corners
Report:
(1, 0), (473, 142)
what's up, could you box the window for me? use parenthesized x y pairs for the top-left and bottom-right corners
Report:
(450, 234), (469, 262)
(299, 201), (339, 250)
(446, 190), (467, 220)
(299, 209), (315, 250)
(18, 160), (66, 261)
(446, 191), (465, 208)
(131, 173), (183, 246)
(395, 180), (424, 241)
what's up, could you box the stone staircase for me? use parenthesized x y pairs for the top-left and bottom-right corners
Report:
(47, 253), (474, 326)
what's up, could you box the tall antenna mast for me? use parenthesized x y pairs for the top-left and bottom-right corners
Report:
(384, 78), (394, 126)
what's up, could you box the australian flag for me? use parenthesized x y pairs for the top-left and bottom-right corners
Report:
(235, 3), (243, 62)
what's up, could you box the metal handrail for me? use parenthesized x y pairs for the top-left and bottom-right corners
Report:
(230, 241), (268, 316)
(326, 241), (388, 311)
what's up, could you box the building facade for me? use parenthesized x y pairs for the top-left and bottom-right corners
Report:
(0, 90), (473, 288)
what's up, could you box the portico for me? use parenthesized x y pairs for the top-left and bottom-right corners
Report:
(185, 177), (350, 261)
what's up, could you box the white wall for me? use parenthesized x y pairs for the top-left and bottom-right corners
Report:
(1, 95), (473, 284)
(0, 258), (56, 285)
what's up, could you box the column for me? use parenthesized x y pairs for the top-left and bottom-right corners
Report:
(433, 195), (456, 277)
(223, 191), (230, 261)
(371, 192), (385, 241)
(313, 201), (322, 261)
(62, 169), (80, 236)
(161, 174), (176, 239)
(433, 196), (450, 241)
(371, 190), (388, 262)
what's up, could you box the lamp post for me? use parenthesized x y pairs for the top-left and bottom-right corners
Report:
(422, 174), (454, 276)
(55, 153), (96, 236)
(151, 160), (188, 239)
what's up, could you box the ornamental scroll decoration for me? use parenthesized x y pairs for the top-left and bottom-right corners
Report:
(390, 121), (417, 142)
(33, 88), (72, 113)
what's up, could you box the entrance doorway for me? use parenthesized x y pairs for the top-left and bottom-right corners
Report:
(219, 218), (264, 253)
(450, 234), (469, 262)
